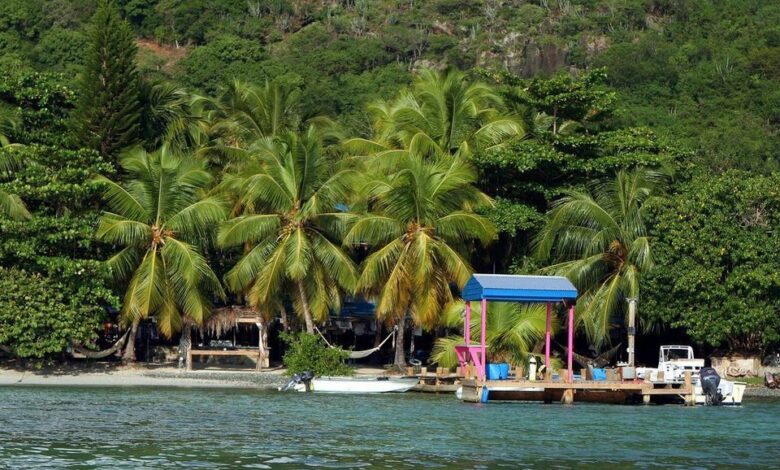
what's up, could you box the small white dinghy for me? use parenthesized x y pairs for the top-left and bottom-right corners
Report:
(280, 373), (418, 394)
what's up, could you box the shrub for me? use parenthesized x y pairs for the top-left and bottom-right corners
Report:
(0, 268), (103, 357)
(280, 331), (352, 376)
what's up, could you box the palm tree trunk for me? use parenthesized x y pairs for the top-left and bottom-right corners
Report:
(394, 317), (407, 368)
(179, 324), (192, 369)
(122, 319), (139, 363)
(258, 319), (268, 368)
(373, 319), (383, 348)
(280, 304), (289, 331)
(297, 280), (314, 334)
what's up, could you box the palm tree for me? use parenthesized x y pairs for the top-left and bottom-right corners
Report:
(0, 150), (32, 220)
(218, 127), (358, 333)
(344, 153), (496, 367)
(139, 82), (204, 151)
(0, 121), (30, 219)
(0, 107), (20, 148)
(534, 169), (664, 348)
(345, 68), (524, 159)
(96, 146), (227, 361)
(431, 300), (556, 368)
(202, 80), (301, 145)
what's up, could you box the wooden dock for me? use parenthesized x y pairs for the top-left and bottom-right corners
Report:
(460, 372), (695, 405)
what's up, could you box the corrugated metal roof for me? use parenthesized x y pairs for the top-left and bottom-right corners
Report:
(462, 274), (577, 302)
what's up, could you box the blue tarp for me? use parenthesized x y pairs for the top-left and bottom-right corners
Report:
(462, 274), (577, 303)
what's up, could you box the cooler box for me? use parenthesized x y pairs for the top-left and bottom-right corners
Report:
(486, 363), (503, 380)
(499, 363), (510, 379)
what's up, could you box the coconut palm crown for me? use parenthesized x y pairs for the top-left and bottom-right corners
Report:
(96, 146), (227, 339)
(534, 169), (664, 347)
(345, 153), (496, 365)
(345, 68), (525, 160)
(218, 127), (358, 333)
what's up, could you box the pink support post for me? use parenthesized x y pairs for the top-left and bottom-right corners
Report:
(480, 298), (487, 380)
(545, 302), (552, 369)
(464, 302), (471, 346)
(567, 304), (575, 383)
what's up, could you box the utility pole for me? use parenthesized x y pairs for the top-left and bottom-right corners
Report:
(627, 298), (638, 368)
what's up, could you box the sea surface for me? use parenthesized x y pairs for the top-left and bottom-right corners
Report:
(1, 386), (778, 469)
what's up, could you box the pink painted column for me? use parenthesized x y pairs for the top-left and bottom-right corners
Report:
(544, 302), (552, 369)
(464, 302), (471, 346)
(480, 298), (487, 378)
(567, 304), (575, 383)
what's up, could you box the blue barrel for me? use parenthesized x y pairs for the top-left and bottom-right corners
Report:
(499, 363), (510, 380)
(480, 387), (489, 403)
(486, 363), (502, 380)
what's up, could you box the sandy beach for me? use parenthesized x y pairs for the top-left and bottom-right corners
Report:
(0, 363), (400, 389)
(0, 365), (289, 389)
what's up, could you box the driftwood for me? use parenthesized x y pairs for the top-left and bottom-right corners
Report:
(71, 330), (130, 359)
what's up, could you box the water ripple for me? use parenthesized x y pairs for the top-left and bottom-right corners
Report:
(1, 386), (779, 468)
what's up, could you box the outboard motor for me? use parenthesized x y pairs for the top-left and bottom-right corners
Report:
(299, 371), (314, 392)
(700, 367), (723, 406)
(278, 371), (315, 392)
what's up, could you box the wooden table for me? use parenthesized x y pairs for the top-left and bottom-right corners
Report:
(187, 348), (269, 371)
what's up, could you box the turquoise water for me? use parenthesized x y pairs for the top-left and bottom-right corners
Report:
(1, 386), (779, 469)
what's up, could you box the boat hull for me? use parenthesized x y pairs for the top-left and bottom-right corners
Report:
(694, 380), (746, 405)
(294, 377), (418, 393)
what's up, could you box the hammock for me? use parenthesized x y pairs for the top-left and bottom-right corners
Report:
(314, 326), (396, 359)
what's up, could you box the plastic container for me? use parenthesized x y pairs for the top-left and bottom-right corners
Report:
(486, 363), (502, 380)
(499, 363), (510, 380)
(592, 368), (607, 381)
(480, 387), (489, 403)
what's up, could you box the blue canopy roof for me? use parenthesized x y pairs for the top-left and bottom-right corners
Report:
(462, 274), (577, 303)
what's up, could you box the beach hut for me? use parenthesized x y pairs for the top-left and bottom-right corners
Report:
(456, 274), (578, 381)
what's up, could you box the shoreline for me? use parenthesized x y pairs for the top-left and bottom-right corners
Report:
(3, 365), (780, 399)
(0, 365), (289, 389)
(0, 364), (397, 389)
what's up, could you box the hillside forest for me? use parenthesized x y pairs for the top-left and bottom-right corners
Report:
(0, 0), (778, 366)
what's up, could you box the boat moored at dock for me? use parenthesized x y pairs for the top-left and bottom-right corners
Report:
(280, 372), (418, 394)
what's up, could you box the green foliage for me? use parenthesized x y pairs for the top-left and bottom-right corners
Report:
(535, 169), (666, 347)
(32, 27), (88, 74)
(0, 268), (103, 358)
(175, 35), (268, 94)
(0, 0), (775, 359)
(280, 331), (352, 376)
(472, 70), (683, 273)
(643, 171), (780, 353)
(346, 153), (495, 330)
(349, 67), (524, 160)
(76, 0), (142, 158)
(96, 146), (227, 337)
(0, 145), (118, 357)
(218, 128), (358, 332)
(0, 70), (76, 146)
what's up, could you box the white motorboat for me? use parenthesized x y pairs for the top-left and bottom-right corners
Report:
(280, 373), (418, 393)
(637, 345), (746, 405)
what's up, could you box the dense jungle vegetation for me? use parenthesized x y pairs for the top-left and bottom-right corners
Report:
(0, 0), (777, 364)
